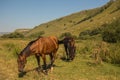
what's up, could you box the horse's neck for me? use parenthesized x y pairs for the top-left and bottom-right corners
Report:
(20, 50), (30, 59)
(22, 44), (32, 56)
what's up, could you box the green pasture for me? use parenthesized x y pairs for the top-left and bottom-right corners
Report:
(0, 39), (120, 80)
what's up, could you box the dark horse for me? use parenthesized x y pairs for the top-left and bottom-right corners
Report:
(17, 36), (59, 74)
(59, 37), (76, 61)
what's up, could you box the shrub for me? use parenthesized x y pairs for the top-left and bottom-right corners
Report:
(29, 31), (45, 38)
(79, 35), (91, 40)
(1, 32), (24, 38)
(108, 43), (120, 64)
(79, 29), (101, 40)
(79, 30), (91, 40)
(102, 30), (117, 43)
(60, 32), (72, 39)
(59, 32), (77, 39)
(101, 19), (120, 43)
(79, 30), (91, 37)
(89, 28), (101, 36)
(116, 26), (120, 41)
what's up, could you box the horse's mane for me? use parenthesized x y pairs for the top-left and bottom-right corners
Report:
(19, 37), (42, 56)
(28, 39), (37, 45)
(28, 36), (43, 46)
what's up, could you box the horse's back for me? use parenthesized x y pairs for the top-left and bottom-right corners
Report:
(30, 36), (59, 54)
(40, 36), (58, 46)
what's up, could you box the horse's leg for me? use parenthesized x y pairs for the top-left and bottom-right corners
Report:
(73, 46), (76, 59)
(35, 54), (41, 71)
(49, 50), (57, 71)
(64, 45), (69, 60)
(41, 55), (47, 71)
(49, 53), (54, 69)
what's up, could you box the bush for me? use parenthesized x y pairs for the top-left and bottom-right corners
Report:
(102, 19), (120, 43)
(1, 32), (24, 38)
(89, 28), (101, 36)
(79, 28), (101, 40)
(108, 43), (120, 64)
(79, 30), (91, 40)
(60, 32), (72, 39)
(79, 30), (91, 36)
(102, 30), (117, 43)
(59, 32), (77, 39)
(116, 27), (120, 41)
(29, 31), (45, 38)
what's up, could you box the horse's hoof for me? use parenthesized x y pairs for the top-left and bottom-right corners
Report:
(42, 70), (48, 75)
(18, 71), (26, 78)
(50, 67), (54, 72)
(38, 68), (41, 72)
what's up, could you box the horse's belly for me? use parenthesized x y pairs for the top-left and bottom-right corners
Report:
(44, 48), (56, 54)
(40, 45), (57, 55)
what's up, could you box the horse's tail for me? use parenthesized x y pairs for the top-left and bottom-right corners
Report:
(58, 40), (64, 44)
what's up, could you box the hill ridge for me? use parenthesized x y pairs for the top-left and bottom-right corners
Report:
(24, 0), (120, 37)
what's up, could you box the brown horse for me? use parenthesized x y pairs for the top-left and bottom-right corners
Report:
(59, 37), (76, 60)
(17, 36), (59, 73)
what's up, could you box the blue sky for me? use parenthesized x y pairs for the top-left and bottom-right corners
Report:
(0, 0), (109, 32)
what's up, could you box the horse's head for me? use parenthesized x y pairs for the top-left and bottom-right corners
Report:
(17, 54), (27, 72)
(68, 38), (76, 60)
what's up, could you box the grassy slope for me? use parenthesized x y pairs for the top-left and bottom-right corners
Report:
(25, 0), (120, 37)
(0, 39), (120, 80)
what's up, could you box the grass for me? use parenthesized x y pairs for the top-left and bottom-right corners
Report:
(0, 39), (120, 80)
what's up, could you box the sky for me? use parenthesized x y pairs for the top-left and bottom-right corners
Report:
(0, 0), (109, 32)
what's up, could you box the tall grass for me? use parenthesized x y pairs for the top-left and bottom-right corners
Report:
(0, 39), (120, 80)
(109, 43), (120, 64)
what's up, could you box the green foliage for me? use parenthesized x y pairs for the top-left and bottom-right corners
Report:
(90, 28), (101, 36)
(108, 43), (120, 64)
(59, 32), (77, 39)
(28, 31), (45, 38)
(102, 19), (120, 43)
(102, 30), (117, 43)
(79, 30), (91, 40)
(79, 30), (91, 36)
(79, 28), (101, 40)
(79, 19), (120, 42)
(1, 32), (24, 38)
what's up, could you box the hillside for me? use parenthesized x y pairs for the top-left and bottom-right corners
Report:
(25, 0), (120, 37)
